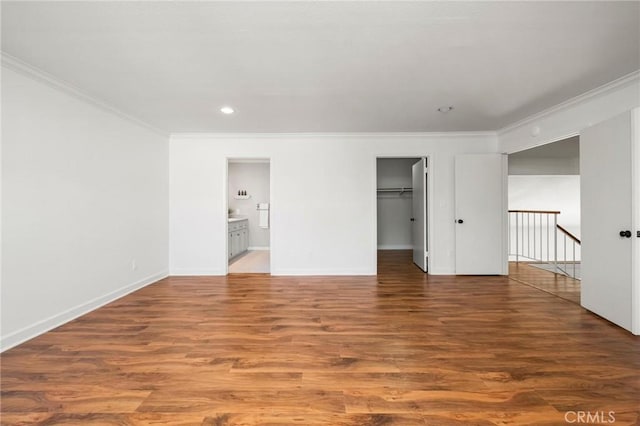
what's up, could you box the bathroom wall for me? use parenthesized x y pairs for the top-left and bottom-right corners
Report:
(228, 161), (270, 249)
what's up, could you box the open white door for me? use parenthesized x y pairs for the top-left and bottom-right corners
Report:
(412, 158), (428, 272)
(581, 110), (637, 334)
(455, 154), (508, 275)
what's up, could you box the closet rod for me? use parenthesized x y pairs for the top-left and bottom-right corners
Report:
(376, 187), (413, 194)
(376, 187), (413, 191)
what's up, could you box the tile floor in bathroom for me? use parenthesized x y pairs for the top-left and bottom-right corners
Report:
(229, 249), (270, 274)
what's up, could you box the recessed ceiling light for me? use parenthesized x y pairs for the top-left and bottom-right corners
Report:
(220, 106), (235, 115)
(437, 106), (454, 113)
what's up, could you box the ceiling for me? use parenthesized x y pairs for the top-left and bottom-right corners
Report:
(2, 1), (639, 133)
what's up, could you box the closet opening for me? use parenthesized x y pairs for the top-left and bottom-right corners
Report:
(226, 158), (271, 274)
(376, 157), (430, 273)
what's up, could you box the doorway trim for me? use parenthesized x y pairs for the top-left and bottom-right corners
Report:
(374, 155), (433, 275)
(224, 157), (273, 275)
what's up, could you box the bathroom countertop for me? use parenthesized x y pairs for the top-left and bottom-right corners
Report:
(228, 217), (248, 223)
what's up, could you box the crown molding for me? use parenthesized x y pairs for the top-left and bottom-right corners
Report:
(170, 131), (498, 140)
(497, 70), (640, 136)
(1, 52), (168, 137)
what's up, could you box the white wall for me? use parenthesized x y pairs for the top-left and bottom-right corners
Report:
(228, 162), (270, 249)
(1, 66), (169, 350)
(509, 156), (579, 175)
(169, 133), (497, 276)
(376, 158), (418, 249)
(508, 175), (581, 235)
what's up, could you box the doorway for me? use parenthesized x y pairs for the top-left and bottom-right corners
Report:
(376, 157), (429, 273)
(227, 159), (271, 274)
(507, 136), (581, 303)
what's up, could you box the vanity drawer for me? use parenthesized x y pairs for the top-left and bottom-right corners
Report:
(229, 220), (248, 231)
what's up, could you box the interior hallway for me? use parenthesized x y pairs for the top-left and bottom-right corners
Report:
(1, 251), (638, 425)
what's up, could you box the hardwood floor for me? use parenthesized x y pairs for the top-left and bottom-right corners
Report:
(508, 262), (581, 305)
(1, 251), (639, 425)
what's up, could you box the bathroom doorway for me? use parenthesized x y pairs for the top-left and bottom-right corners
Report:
(227, 159), (271, 274)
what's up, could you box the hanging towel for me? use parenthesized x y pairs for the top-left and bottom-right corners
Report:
(257, 203), (270, 229)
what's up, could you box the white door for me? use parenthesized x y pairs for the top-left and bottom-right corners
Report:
(455, 154), (507, 275)
(581, 110), (636, 333)
(412, 158), (428, 272)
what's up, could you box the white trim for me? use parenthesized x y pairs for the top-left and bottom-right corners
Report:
(0, 270), (169, 352)
(171, 131), (497, 140)
(498, 70), (640, 135)
(374, 155), (433, 275)
(377, 244), (413, 250)
(428, 269), (456, 275)
(631, 107), (640, 336)
(225, 156), (273, 276)
(229, 159), (270, 164)
(1, 52), (167, 137)
(224, 159), (230, 275)
(501, 154), (509, 276)
(170, 269), (226, 276)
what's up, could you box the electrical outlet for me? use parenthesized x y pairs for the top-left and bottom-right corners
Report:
(131, 259), (137, 271)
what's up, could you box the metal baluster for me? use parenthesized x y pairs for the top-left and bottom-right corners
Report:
(521, 212), (524, 259)
(533, 213), (536, 260)
(528, 213), (531, 260)
(573, 240), (576, 279)
(540, 213), (543, 261)
(546, 214), (550, 262)
(553, 214), (558, 273)
(563, 234), (567, 273)
(516, 212), (520, 263)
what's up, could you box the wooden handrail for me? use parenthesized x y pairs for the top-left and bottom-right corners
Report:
(508, 209), (561, 215)
(556, 224), (581, 244)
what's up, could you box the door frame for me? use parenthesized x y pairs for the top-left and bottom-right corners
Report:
(503, 132), (580, 266)
(224, 157), (273, 275)
(632, 108), (640, 335)
(374, 155), (433, 274)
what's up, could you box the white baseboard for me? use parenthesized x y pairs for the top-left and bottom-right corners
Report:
(169, 268), (226, 276)
(248, 246), (270, 251)
(377, 244), (413, 250)
(429, 269), (456, 275)
(0, 270), (169, 352)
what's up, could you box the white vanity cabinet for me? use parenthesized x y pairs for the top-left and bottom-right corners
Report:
(228, 218), (249, 259)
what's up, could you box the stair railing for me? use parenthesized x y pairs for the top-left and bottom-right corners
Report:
(508, 210), (581, 279)
(555, 224), (581, 280)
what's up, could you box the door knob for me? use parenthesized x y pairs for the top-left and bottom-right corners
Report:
(457, 219), (464, 224)
(619, 230), (632, 238)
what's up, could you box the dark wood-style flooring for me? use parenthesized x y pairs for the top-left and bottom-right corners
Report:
(508, 262), (581, 305)
(1, 250), (638, 425)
